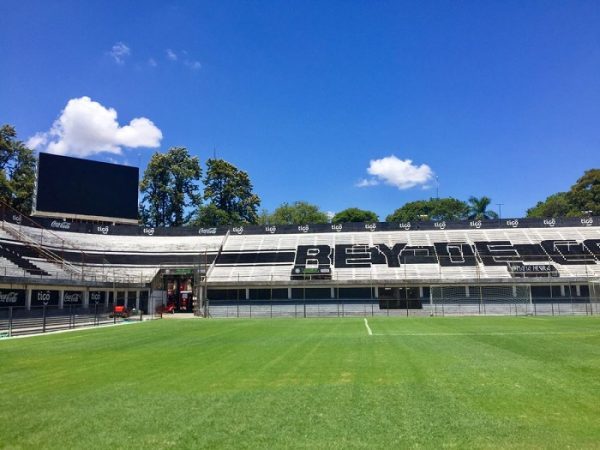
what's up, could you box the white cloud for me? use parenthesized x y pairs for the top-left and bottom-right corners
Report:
(184, 60), (202, 70)
(166, 49), (202, 71)
(166, 49), (178, 61)
(109, 42), (131, 64)
(148, 58), (157, 67)
(359, 155), (434, 190)
(27, 96), (162, 157)
(25, 133), (48, 150)
(105, 156), (131, 166)
(355, 178), (379, 187)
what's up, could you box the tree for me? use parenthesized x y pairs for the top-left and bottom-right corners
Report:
(467, 196), (498, 220)
(10, 144), (36, 214)
(526, 169), (599, 217)
(386, 197), (469, 222)
(0, 125), (37, 214)
(526, 192), (572, 218)
(268, 201), (329, 225)
(139, 147), (202, 227)
(192, 204), (232, 227)
(257, 208), (271, 226)
(167, 147), (203, 225)
(196, 159), (260, 225)
(139, 152), (170, 226)
(332, 207), (378, 223)
(567, 169), (599, 216)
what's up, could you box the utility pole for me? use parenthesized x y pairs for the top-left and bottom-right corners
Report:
(496, 203), (504, 219)
(435, 176), (439, 199)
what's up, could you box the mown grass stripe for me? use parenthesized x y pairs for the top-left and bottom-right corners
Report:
(1, 316), (598, 448)
(372, 330), (600, 336)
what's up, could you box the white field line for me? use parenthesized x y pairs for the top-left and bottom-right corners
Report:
(364, 318), (373, 336)
(371, 330), (600, 337)
(0, 319), (150, 341)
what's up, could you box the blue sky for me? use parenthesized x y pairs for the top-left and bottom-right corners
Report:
(1, 0), (599, 220)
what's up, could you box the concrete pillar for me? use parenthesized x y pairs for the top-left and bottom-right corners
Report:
(59, 289), (64, 309)
(26, 287), (32, 310)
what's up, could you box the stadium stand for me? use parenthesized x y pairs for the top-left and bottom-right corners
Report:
(209, 226), (600, 283)
(0, 219), (224, 284)
(1, 211), (599, 319)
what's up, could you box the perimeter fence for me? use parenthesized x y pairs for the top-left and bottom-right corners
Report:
(205, 284), (599, 318)
(0, 305), (146, 338)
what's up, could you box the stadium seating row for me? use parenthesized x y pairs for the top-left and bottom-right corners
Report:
(1, 220), (599, 285)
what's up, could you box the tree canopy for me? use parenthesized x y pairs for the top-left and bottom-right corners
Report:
(0, 125), (36, 214)
(139, 147), (202, 227)
(267, 201), (329, 225)
(526, 192), (571, 218)
(191, 203), (232, 227)
(527, 169), (599, 217)
(193, 159), (260, 226)
(332, 207), (378, 224)
(467, 196), (498, 220)
(565, 169), (599, 215)
(386, 197), (469, 222)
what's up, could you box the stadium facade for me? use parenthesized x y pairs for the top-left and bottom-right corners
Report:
(1, 208), (599, 318)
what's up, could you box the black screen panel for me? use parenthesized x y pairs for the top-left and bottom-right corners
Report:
(35, 153), (139, 221)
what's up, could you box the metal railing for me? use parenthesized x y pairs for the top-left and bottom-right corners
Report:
(0, 262), (155, 284)
(205, 295), (598, 318)
(0, 201), (85, 277)
(0, 201), (159, 286)
(0, 305), (148, 338)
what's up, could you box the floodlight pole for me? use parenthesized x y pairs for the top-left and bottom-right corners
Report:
(204, 247), (209, 318)
(197, 247), (209, 318)
(496, 203), (504, 220)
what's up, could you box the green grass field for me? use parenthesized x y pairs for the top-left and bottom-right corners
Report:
(1, 316), (600, 449)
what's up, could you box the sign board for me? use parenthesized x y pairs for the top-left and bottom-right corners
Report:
(0, 289), (26, 307)
(508, 263), (559, 278)
(89, 291), (106, 305)
(31, 290), (59, 307)
(63, 291), (83, 305)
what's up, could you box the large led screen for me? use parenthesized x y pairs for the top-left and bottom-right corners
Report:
(34, 153), (139, 222)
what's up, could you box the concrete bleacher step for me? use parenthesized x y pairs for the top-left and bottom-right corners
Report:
(0, 243), (50, 276)
(3, 220), (599, 285)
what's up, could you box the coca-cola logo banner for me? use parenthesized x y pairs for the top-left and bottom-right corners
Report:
(50, 220), (72, 230)
(64, 291), (83, 305)
(0, 289), (26, 307)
